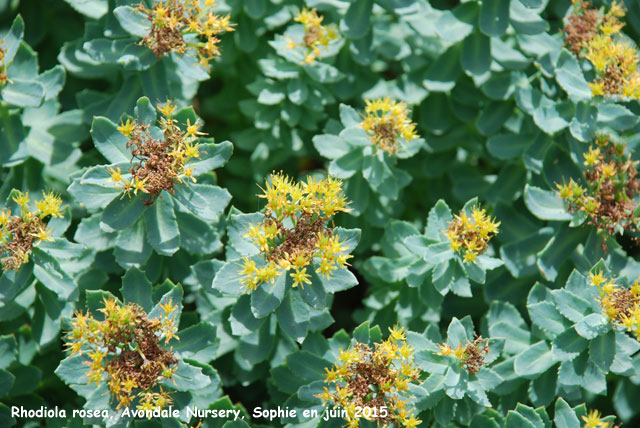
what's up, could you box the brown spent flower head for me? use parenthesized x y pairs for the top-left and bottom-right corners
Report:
(589, 269), (640, 341)
(315, 326), (422, 428)
(64, 296), (179, 410)
(564, 0), (606, 56)
(138, 0), (234, 67)
(0, 190), (63, 271)
(109, 101), (203, 205)
(556, 134), (640, 242)
(285, 8), (339, 64)
(239, 172), (351, 291)
(360, 97), (419, 156)
(436, 335), (490, 375)
(445, 206), (500, 264)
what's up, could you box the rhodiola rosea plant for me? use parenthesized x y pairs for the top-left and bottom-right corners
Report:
(3, 0), (640, 427)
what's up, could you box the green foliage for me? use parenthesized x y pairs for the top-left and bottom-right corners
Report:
(3, 0), (640, 427)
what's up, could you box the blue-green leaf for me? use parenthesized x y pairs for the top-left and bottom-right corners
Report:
(64, 0), (108, 19)
(524, 185), (571, 221)
(113, 6), (150, 38)
(461, 31), (491, 77)
(102, 194), (147, 231)
(555, 51), (591, 101)
(554, 398), (580, 428)
(480, 0), (510, 37)
(144, 194), (180, 256)
(276, 291), (310, 343)
(91, 117), (130, 164)
(1, 15), (24, 64)
(589, 330), (615, 372)
(120, 267), (153, 312)
(212, 260), (244, 297)
(250, 272), (287, 318)
(514, 341), (555, 379)
(173, 183), (231, 221)
(166, 360), (211, 391)
(32, 249), (75, 299)
(342, 0), (373, 39)
(2, 79), (45, 107)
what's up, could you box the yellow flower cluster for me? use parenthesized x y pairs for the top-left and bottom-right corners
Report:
(138, 0), (234, 67)
(109, 101), (203, 203)
(360, 97), (418, 155)
(445, 206), (500, 264)
(316, 326), (422, 428)
(65, 297), (179, 409)
(586, 34), (640, 98)
(437, 336), (490, 375)
(582, 408), (619, 428)
(1, 190), (63, 271)
(239, 172), (351, 291)
(286, 8), (339, 64)
(564, 1), (640, 98)
(556, 134), (639, 238)
(590, 270), (640, 341)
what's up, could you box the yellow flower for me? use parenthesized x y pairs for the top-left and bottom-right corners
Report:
(388, 325), (406, 342)
(581, 409), (604, 428)
(87, 367), (104, 385)
(583, 147), (601, 166)
(12, 191), (30, 209)
(88, 349), (106, 364)
(153, 390), (173, 409)
(610, 1), (626, 18)
(590, 270), (607, 287)
(463, 251), (477, 264)
(452, 343), (466, 360)
(291, 268), (311, 288)
(289, 8), (339, 64)
(631, 280), (640, 296)
(620, 314), (635, 330)
(437, 343), (452, 356)
(0, 209), (10, 227)
(117, 118), (136, 137)
(185, 119), (203, 138)
(556, 181), (573, 199)
(602, 280), (615, 295)
(318, 330), (420, 427)
(67, 341), (83, 355)
(159, 298), (178, 316)
(34, 191), (63, 218)
(158, 100), (178, 118)
(316, 259), (336, 278)
(403, 415), (422, 428)
(121, 377), (137, 393)
(106, 167), (123, 185)
(601, 162), (616, 178)
(31, 225), (54, 244)
(589, 81), (605, 97)
(132, 177), (149, 195)
(239, 173), (350, 291)
(182, 167), (196, 183)
(360, 97), (418, 155)
(446, 206), (499, 264)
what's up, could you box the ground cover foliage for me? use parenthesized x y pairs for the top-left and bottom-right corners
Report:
(2, 0), (640, 427)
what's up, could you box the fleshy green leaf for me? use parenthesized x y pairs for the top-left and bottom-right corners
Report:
(90, 117), (130, 164)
